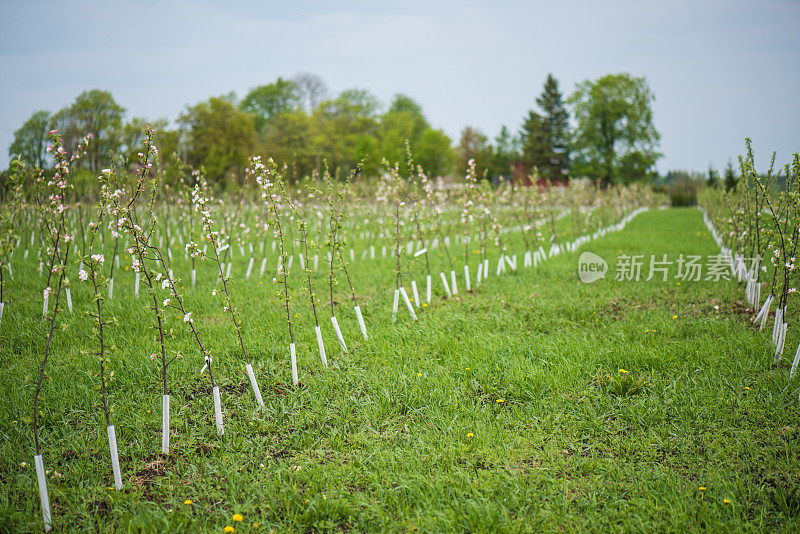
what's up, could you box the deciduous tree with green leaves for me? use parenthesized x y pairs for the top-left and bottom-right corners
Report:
(49, 90), (125, 172)
(568, 73), (661, 186)
(10, 110), (51, 169)
(178, 96), (256, 185)
(240, 78), (302, 130)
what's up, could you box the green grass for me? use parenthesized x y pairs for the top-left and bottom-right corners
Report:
(2, 207), (800, 532)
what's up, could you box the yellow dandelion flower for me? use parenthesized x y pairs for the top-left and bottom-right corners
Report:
(497, 399), (504, 403)
(619, 369), (628, 374)
(672, 315), (677, 319)
(259, 281), (263, 285)
(744, 386), (750, 390)
(466, 432), (474, 438)
(422, 302), (428, 307)
(723, 498), (731, 505)
(676, 282), (680, 285)
(184, 499), (192, 505)
(699, 487), (706, 491)
(232, 513), (243, 522)
(416, 372), (422, 377)
(224, 527), (234, 533)
(466, 367), (470, 371)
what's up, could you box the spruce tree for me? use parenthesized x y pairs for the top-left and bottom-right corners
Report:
(723, 161), (738, 191)
(522, 74), (570, 182)
(706, 165), (718, 188)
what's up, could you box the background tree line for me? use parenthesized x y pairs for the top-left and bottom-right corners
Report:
(8, 72), (662, 188)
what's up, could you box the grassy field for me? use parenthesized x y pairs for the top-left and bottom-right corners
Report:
(2, 207), (800, 533)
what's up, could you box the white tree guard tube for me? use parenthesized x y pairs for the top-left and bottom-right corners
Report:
(464, 265), (471, 291)
(476, 263), (483, 285)
(299, 253), (305, 270)
(759, 297), (772, 331)
(354, 305), (368, 340)
(225, 262), (232, 278)
(0, 302), (4, 327)
(450, 270), (458, 295)
(107, 425), (123, 490)
(65, 288), (73, 313)
(426, 274), (432, 304)
(108, 278), (114, 300)
(246, 257), (254, 278)
(399, 287), (417, 320)
(246, 363), (264, 406)
(773, 308), (784, 344)
(116, 255), (120, 269)
(411, 280), (420, 308)
(161, 394), (170, 454)
(315, 325), (328, 367)
(440, 272), (451, 297)
(191, 268), (196, 287)
(213, 386), (224, 435)
(754, 283), (761, 311)
(775, 322), (788, 362)
(314, 254), (318, 270)
(290, 342), (299, 386)
(331, 316), (347, 351)
(754, 295), (771, 323)
(484, 258), (489, 279)
(260, 257), (267, 276)
(135, 272), (140, 297)
(392, 289), (399, 322)
(496, 257), (504, 276)
(791, 342), (800, 378)
(42, 295), (49, 319)
(35, 454), (52, 532)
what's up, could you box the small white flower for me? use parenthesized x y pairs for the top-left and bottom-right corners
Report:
(78, 269), (88, 281)
(163, 298), (171, 307)
(211, 289), (218, 296)
(43, 286), (52, 299)
(91, 253), (105, 264)
(183, 312), (192, 323)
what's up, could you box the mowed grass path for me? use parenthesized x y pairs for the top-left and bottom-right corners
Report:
(2, 207), (800, 532)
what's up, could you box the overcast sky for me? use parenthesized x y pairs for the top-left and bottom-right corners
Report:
(1, 0), (798, 173)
